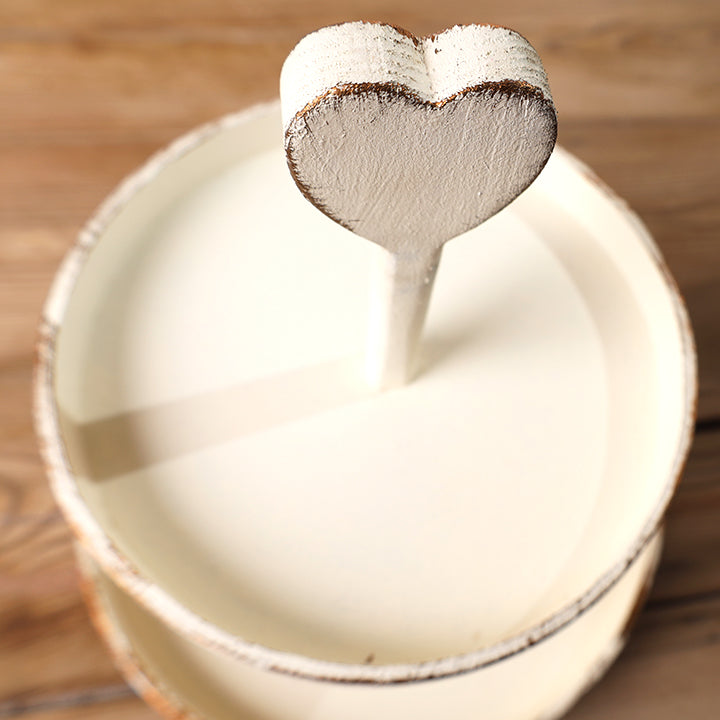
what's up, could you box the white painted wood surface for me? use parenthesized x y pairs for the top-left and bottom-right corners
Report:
(281, 22), (557, 388)
(37, 103), (695, 686)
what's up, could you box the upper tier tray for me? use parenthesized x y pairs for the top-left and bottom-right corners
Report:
(36, 101), (695, 684)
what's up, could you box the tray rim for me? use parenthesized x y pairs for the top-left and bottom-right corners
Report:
(34, 100), (698, 684)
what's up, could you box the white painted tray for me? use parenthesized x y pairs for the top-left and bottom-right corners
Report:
(36, 102), (695, 717)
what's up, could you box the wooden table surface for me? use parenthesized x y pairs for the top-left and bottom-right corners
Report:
(1, 1), (718, 718)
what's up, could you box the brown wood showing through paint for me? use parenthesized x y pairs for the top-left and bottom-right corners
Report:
(0, 0), (719, 717)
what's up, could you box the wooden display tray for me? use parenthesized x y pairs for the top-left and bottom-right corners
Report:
(35, 102), (695, 719)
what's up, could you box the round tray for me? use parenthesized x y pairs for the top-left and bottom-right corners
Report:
(36, 101), (695, 692)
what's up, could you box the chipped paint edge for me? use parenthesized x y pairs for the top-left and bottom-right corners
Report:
(284, 80), (557, 240)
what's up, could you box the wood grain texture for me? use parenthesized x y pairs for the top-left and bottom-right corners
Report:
(0, 0), (718, 717)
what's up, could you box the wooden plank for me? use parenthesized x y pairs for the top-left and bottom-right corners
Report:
(0, 42), (280, 147)
(1, 694), (153, 720)
(0, 534), (124, 706)
(652, 429), (720, 603)
(568, 595), (720, 719)
(560, 119), (720, 287)
(0, 360), (55, 521)
(0, 144), (159, 228)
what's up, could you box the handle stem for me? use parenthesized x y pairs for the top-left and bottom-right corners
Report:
(365, 246), (442, 390)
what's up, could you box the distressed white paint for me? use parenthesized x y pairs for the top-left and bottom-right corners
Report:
(282, 23), (557, 387)
(35, 104), (696, 689)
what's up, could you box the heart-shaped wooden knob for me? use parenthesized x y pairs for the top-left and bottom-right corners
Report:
(280, 22), (557, 389)
(281, 22), (557, 253)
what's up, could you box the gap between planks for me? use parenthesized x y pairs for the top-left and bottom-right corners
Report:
(0, 685), (135, 719)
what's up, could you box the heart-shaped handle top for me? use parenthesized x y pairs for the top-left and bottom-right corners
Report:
(281, 22), (557, 388)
